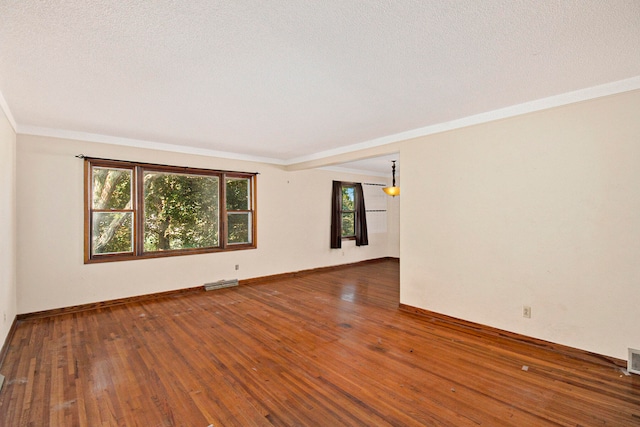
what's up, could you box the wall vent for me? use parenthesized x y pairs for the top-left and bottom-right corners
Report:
(629, 348), (640, 375)
(204, 279), (239, 291)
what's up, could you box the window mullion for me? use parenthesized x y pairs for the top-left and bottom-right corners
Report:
(135, 166), (144, 256)
(220, 173), (227, 249)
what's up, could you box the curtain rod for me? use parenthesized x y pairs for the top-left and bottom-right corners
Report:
(75, 154), (260, 175)
(363, 182), (385, 186)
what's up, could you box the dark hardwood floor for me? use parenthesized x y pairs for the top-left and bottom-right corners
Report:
(0, 259), (638, 426)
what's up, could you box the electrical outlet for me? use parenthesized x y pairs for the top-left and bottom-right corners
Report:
(523, 306), (532, 318)
(235, 264), (239, 271)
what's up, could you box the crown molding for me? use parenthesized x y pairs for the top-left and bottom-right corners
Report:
(284, 76), (640, 167)
(9, 76), (640, 168)
(16, 125), (286, 166)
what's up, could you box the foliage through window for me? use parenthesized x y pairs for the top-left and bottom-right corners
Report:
(85, 158), (256, 263)
(143, 171), (219, 251)
(341, 184), (356, 238)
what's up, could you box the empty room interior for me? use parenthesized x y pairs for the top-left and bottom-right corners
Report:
(1, 1), (639, 425)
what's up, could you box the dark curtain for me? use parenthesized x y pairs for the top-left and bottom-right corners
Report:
(330, 180), (342, 248)
(354, 183), (368, 246)
(331, 181), (369, 248)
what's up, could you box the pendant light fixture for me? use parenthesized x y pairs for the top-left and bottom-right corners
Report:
(382, 160), (400, 197)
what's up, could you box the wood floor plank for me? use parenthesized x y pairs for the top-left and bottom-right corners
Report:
(1, 259), (639, 426)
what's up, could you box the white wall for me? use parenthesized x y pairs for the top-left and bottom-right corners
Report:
(400, 90), (640, 360)
(0, 107), (17, 345)
(16, 135), (396, 314)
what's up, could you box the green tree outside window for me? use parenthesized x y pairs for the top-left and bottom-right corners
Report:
(85, 159), (256, 262)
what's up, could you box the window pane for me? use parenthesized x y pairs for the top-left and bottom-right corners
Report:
(92, 167), (132, 210)
(92, 212), (133, 254)
(342, 186), (355, 211)
(226, 178), (250, 210)
(342, 212), (355, 237)
(227, 212), (251, 244)
(143, 172), (219, 251)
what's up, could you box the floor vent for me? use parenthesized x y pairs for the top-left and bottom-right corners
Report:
(629, 348), (640, 375)
(0, 374), (4, 391)
(204, 279), (239, 291)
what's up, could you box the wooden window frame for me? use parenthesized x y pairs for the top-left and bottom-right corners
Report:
(224, 175), (255, 246)
(84, 158), (257, 263)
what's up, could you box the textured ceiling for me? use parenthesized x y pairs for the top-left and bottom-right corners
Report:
(1, 1), (639, 171)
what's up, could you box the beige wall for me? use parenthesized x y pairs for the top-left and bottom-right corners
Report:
(16, 135), (396, 314)
(0, 108), (17, 345)
(400, 90), (640, 360)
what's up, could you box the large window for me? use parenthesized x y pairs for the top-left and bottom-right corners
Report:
(85, 158), (256, 263)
